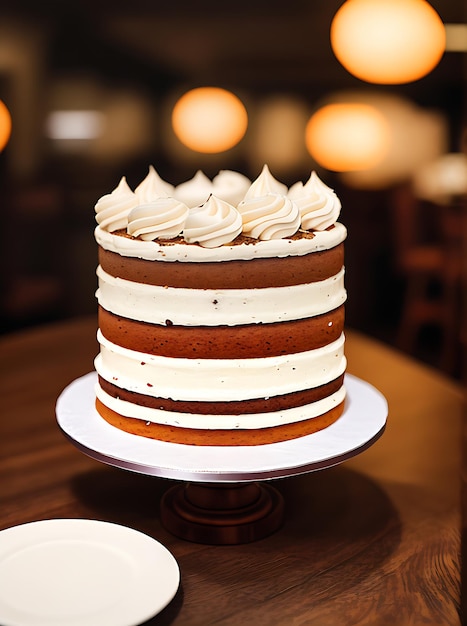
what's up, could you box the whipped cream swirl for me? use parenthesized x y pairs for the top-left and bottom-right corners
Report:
(212, 170), (251, 206)
(238, 194), (300, 240)
(183, 195), (242, 248)
(134, 165), (175, 203)
(243, 164), (288, 200)
(288, 171), (341, 231)
(95, 177), (138, 232)
(127, 198), (189, 241)
(174, 170), (213, 208)
(95, 166), (343, 246)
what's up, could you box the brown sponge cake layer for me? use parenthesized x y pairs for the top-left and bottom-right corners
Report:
(95, 397), (345, 446)
(98, 242), (344, 289)
(98, 373), (345, 415)
(98, 305), (345, 359)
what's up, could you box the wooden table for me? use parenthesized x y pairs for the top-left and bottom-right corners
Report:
(1, 316), (464, 625)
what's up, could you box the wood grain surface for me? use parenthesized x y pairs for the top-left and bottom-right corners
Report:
(0, 316), (464, 625)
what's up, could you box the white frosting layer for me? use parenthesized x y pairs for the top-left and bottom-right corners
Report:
(95, 331), (346, 402)
(95, 383), (346, 429)
(96, 266), (346, 326)
(95, 222), (346, 262)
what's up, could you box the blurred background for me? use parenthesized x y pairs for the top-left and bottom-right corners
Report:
(0, 0), (465, 379)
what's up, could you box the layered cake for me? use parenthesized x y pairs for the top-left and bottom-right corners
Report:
(94, 165), (347, 446)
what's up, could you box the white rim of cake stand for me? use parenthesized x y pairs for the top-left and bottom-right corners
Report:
(56, 372), (387, 483)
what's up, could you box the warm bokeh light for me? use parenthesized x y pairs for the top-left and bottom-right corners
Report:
(249, 96), (310, 174)
(172, 87), (248, 153)
(0, 100), (12, 151)
(413, 153), (467, 204)
(337, 92), (448, 189)
(330, 0), (446, 84)
(45, 111), (106, 140)
(305, 102), (389, 172)
(46, 79), (154, 159)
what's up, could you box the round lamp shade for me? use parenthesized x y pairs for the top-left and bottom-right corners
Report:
(305, 102), (389, 172)
(172, 87), (248, 153)
(0, 100), (12, 151)
(330, 0), (446, 84)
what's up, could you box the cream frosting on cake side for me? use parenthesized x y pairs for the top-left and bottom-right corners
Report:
(95, 385), (347, 430)
(95, 222), (347, 261)
(96, 266), (346, 325)
(95, 331), (346, 403)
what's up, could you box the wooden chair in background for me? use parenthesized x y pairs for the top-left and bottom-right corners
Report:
(391, 182), (465, 376)
(1, 183), (67, 332)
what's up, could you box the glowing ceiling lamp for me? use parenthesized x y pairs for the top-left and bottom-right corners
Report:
(172, 87), (248, 153)
(330, 0), (446, 84)
(0, 100), (12, 151)
(305, 102), (389, 172)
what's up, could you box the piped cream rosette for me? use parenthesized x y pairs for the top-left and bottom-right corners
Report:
(94, 164), (342, 245)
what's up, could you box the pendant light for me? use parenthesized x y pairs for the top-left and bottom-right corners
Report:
(172, 87), (248, 153)
(305, 102), (389, 171)
(0, 100), (12, 151)
(330, 0), (445, 84)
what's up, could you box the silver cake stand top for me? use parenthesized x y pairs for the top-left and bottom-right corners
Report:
(56, 372), (387, 483)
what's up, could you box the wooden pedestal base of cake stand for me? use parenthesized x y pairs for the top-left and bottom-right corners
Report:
(56, 372), (387, 545)
(160, 481), (284, 544)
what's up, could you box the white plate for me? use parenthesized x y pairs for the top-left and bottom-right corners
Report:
(0, 519), (180, 626)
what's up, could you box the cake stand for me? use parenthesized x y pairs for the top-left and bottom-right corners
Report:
(56, 373), (387, 544)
